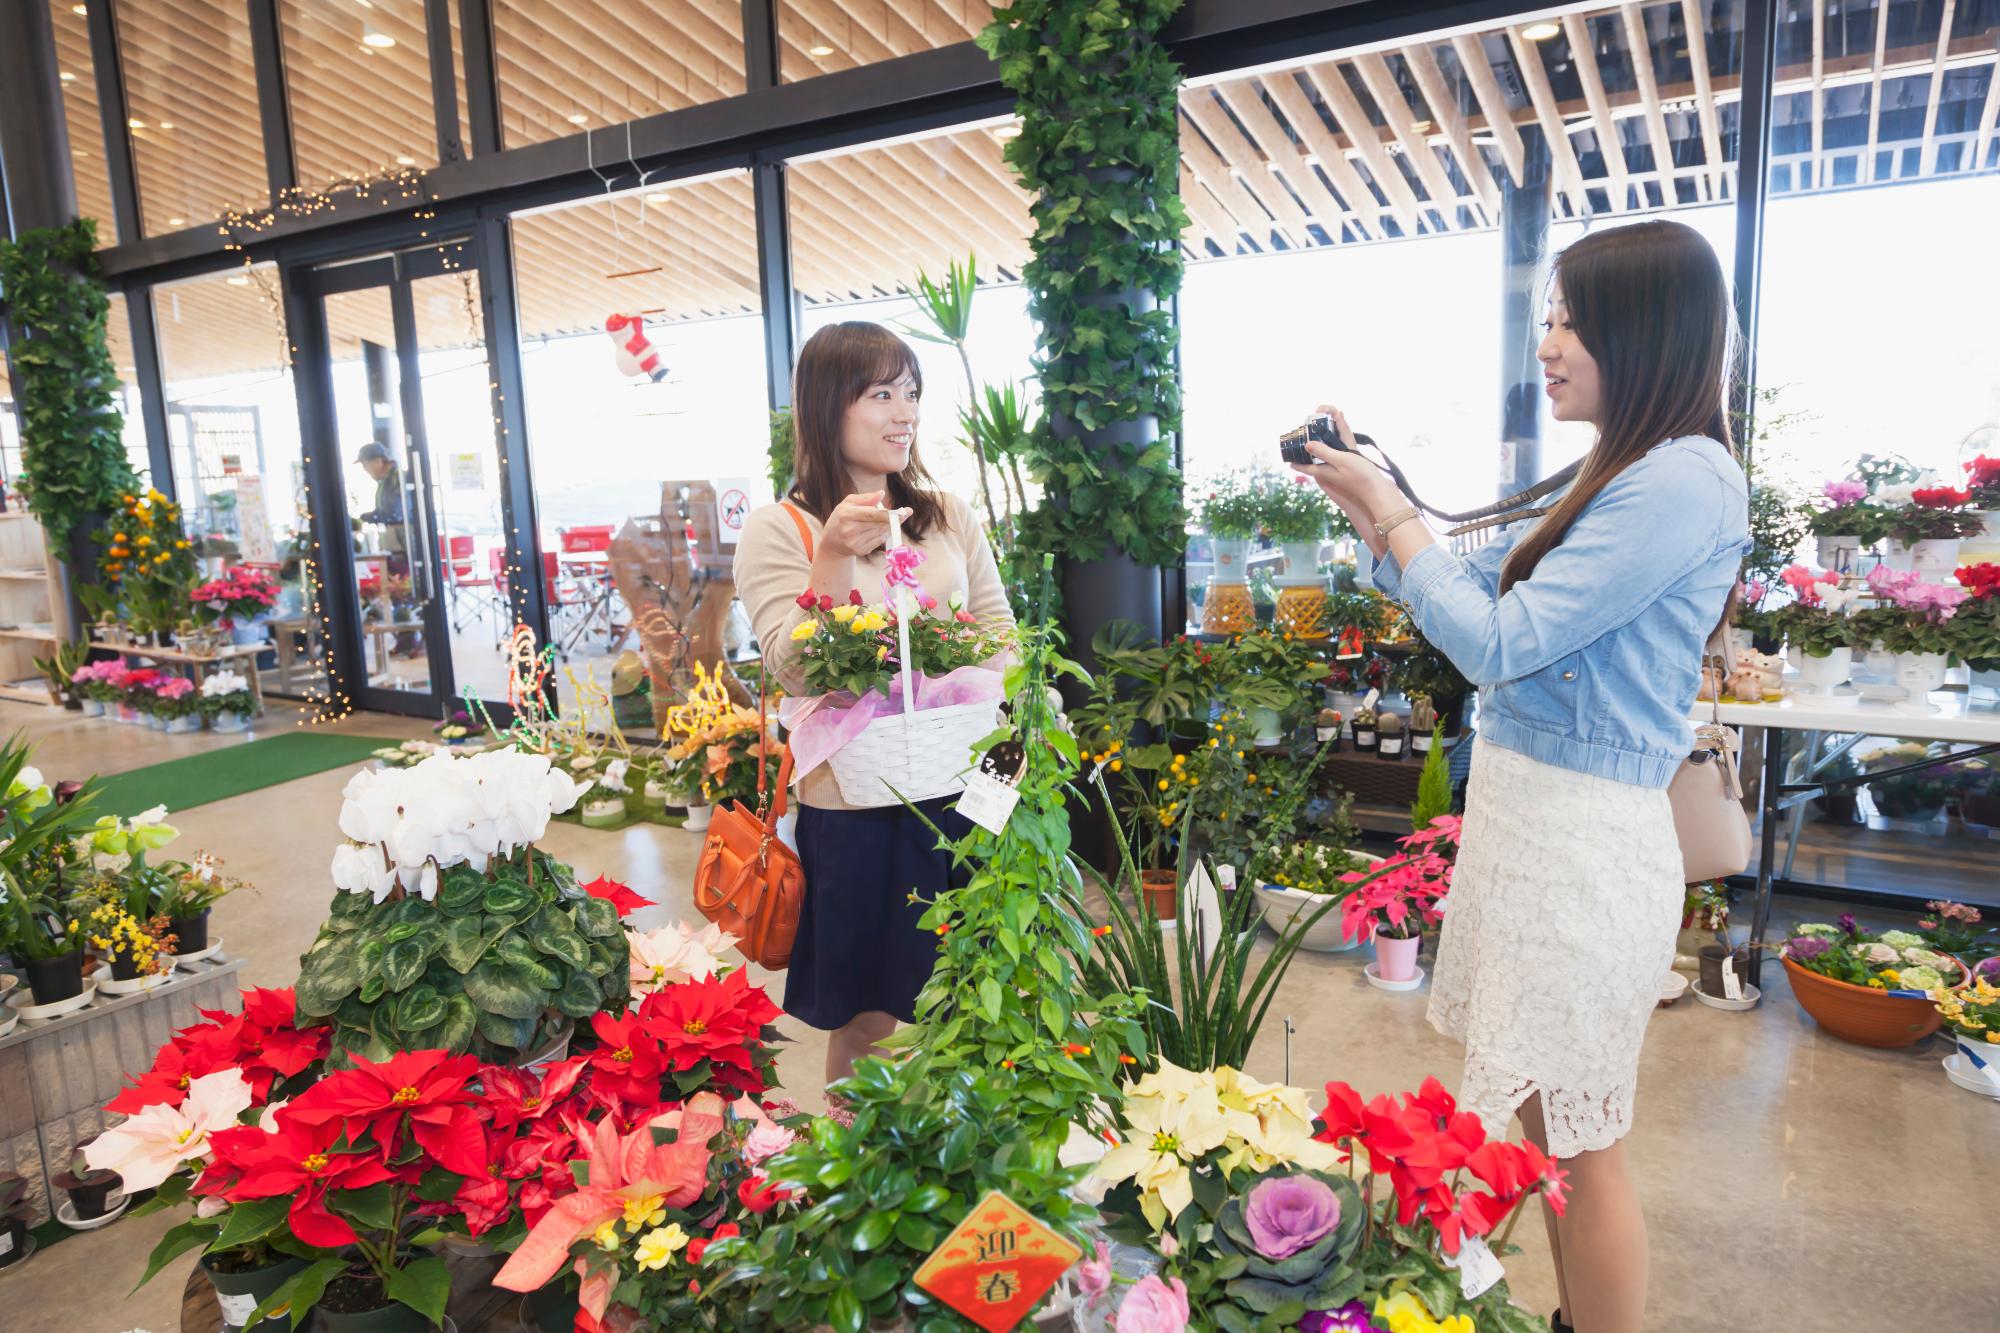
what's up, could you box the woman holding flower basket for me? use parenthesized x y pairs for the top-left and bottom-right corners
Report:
(1292, 220), (1749, 1333)
(737, 322), (1013, 1099)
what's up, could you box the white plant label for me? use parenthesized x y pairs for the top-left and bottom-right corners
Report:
(1447, 1234), (1505, 1299)
(1360, 687), (1382, 711)
(1721, 956), (1743, 1002)
(956, 769), (1020, 835)
(218, 1291), (263, 1326)
(0, 1230), (12, 1256)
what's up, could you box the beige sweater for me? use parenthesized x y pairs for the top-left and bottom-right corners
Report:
(735, 492), (1014, 810)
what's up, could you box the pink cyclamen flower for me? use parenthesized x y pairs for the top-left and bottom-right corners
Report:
(1114, 1275), (1191, 1333)
(1822, 479), (1868, 506)
(1075, 1241), (1113, 1309)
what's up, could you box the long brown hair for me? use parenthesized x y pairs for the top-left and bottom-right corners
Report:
(1500, 219), (1737, 593)
(788, 321), (948, 542)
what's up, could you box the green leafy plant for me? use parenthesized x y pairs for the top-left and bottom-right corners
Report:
(1195, 472), (1266, 540)
(0, 220), (142, 549)
(1410, 726), (1453, 830)
(981, 0), (1190, 597)
(1771, 602), (1853, 658)
(903, 253), (1028, 534)
(766, 407), (794, 501)
(30, 639), (91, 703)
(292, 846), (628, 1065)
(1950, 591), (2000, 670)
(1390, 629), (1469, 714)
(0, 740), (102, 960)
(710, 1061), (1090, 1332)
(1255, 473), (1338, 543)
(1885, 504), (1985, 545)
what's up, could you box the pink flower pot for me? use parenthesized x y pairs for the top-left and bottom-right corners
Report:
(1373, 932), (1421, 982)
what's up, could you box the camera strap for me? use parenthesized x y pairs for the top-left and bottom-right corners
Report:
(1347, 438), (1582, 538)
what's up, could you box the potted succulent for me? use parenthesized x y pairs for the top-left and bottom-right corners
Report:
(1350, 705), (1379, 754)
(1314, 706), (1342, 749)
(1782, 919), (1968, 1046)
(52, 1144), (122, 1221)
(1375, 710), (1407, 760)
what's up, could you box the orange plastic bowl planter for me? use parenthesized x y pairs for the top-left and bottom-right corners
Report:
(1781, 953), (1967, 1048)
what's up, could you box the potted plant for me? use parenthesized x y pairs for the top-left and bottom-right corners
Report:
(1882, 484), (1983, 575)
(1195, 471), (1261, 579)
(1802, 478), (1888, 569)
(154, 851), (242, 956)
(154, 675), (201, 732)
(68, 659), (121, 717)
(198, 668), (257, 731)
(1390, 627), (1470, 744)
(1248, 829), (1376, 954)
(1782, 919), (1968, 1047)
(86, 901), (173, 982)
(1337, 829), (1453, 985)
(580, 758), (634, 828)
(431, 707), (488, 748)
(52, 1144), (122, 1221)
(1773, 564), (1861, 694)
(30, 638), (89, 710)
(0, 1174), (34, 1269)
(1965, 454), (2000, 542)
(190, 565), (281, 642)
(1932, 964), (2000, 1095)
(1257, 471), (1336, 584)
(1675, 881), (1730, 971)
(299, 747), (624, 1066)
(1350, 705), (1379, 754)
(1951, 562), (2000, 696)
(1375, 710), (1407, 760)
(1, 754), (104, 1003)
(1917, 899), (1995, 964)
(1314, 706), (1342, 749)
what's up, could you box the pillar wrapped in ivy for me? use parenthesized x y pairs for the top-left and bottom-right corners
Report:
(981, 0), (1189, 657)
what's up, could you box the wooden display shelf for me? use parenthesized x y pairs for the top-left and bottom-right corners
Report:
(0, 511), (67, 706)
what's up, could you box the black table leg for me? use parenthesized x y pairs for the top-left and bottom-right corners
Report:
(1747, 724), (1784, 975)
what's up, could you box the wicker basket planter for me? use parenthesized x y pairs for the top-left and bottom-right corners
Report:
(825, 700), (1000, 808)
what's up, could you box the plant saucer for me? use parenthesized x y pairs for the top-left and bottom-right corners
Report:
(1658, 972), (1689, 1007)
(0, 1235), (37, 1271)
(1944, 1053), (2000, 1099)
(55, 1194), (129, 1230)
(1364, 962), (1425, 993)
(1690, 981), (1761, 1011)
(6, 981), (97, 1023)
(0, 1010), (16, 1040)
(91, 967), (170, 997)
(173, 938), (225, 967)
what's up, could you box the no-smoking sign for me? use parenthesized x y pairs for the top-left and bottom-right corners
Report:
(715, 479), (754, 544)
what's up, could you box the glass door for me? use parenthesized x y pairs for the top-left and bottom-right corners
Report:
(300, 246), (499, 718)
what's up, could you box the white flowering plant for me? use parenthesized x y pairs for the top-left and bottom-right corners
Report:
(296, 749), (628, 1065)
(195, 669), (254, 718)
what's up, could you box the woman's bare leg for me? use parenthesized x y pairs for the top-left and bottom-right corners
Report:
(1514, 1094), (1573, 1322)
(1520, 1097), (1648, 1333)
(824, 1009), (899, 1087)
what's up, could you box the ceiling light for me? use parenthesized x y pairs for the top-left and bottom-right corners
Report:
(395, 154), (416, 165)
(994, 124), (1022, 140)
(60, 71), (77, 82)
(644, 192), (672, 205)
(158, 121), (175, 130)
(166, 216), (185, 226)
(1522, 21), (1561, 42)
(567, 113), (589, 125)
(1410, 118), (1433, 133)
(361, 22), (396, 48)
(128, 117), (146, 129)
(71, 4), (86, 13)
(226, 274), (251, 286)
(808, 44), (833, 57)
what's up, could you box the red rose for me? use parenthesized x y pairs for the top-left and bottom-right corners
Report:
(794, 590), (816, 609)
(738, 1174), (791, 1213)
(848, 589), (864, 605)
(817, 594), (834, 612)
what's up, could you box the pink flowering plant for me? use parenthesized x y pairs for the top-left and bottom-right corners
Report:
(1338, 824), (1455, 944)
(188, 566), (280, 628)
(1854, 566), (1971, 656)
(1917, 899), (1995, 962)
(1770, 566), (1861, 658)
(788, 583), (1009, 700)
(1804, 477), (1890, 541)
(146, 674), (198, 720)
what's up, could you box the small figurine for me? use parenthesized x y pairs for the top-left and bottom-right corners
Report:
(1735, 649), (1784, 701)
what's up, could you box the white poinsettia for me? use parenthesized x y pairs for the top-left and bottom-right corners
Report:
(626, 919), (736, 995)
(83, 1068), (253, 1191)
(330, 748), (586, 900)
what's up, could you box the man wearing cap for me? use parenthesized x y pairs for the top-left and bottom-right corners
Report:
(354, 443), (419, 658)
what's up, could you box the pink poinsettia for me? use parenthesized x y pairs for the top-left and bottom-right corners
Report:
(626, 919), (737, 996)
(84, 1067), (254, 1191)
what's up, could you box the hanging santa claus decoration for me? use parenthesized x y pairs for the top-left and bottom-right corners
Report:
(605, 310), (668, 382)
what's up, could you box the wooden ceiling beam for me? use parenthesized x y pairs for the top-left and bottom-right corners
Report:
(1177, 162), (1244, 251)
(1350, 53), (1460, 218)
(1917, 0), (1958, 178)
(1399, 42), (1499, 218)
(1175, 104), (1294, 247)
(1618, 3), (1678, 205)
(1677, 0), (1726, 200)
(1447, 33), (1527, 188)
(1563, 13), (1632, 211)
(1301, 61), (1431, 229)
(1504, 25), (1589, 216)
(1210, 79), (1358, 235)
(1255, 72), (1384, 239)
(1180, 91), (1314, 241)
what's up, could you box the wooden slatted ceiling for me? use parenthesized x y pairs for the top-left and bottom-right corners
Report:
(778, 0), (982, 81)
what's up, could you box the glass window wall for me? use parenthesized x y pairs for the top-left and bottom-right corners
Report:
(48, 0), (119, 244)
(279, 0), (447, 184)
(113, 0), (268, 234)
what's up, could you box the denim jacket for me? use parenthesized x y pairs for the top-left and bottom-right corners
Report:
(1373, 435), (1749, 789)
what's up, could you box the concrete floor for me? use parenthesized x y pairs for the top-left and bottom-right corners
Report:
(0, 698), (1993, 1331)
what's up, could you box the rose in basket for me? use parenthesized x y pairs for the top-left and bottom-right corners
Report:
(190, 566), (280, 629)
(784, 576), (1012, 805)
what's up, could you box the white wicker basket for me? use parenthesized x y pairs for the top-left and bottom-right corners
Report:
(825, 700), (1001, 807)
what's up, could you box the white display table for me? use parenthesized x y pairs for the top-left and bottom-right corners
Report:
(1691, 686), (2000, 964)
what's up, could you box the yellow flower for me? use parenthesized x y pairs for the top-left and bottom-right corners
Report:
(135, 535), (153, 548)
(1867, 978), (1885, 989)
(1109, 759), (1122, 771)
(1987, 1031), (1999, 1044)
(622, 1194), (666, 1230)
(831, 604), (859, 623)
(789, 622), (816, 642)
(1882, 969), (1902, 985)
(1092, 1059), (1238, 1230)
(1375, 1291), (1473, 1333)
(1157, 780), (1169, 792)
(592, 1220), (621, 1251)
(877, 646), (889, 660)
(633, 1223), (687, 1271)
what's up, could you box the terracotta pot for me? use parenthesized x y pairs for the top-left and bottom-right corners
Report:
(1140, 869), (1177, 922)
(1782, 954), (1964, 1048)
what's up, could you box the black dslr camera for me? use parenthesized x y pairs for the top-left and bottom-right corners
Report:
(1278, 414), (1375, 465)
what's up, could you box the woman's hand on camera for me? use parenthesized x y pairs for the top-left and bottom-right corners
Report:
(820, 490), (912, 558)
(1290, 404), (1400, 524)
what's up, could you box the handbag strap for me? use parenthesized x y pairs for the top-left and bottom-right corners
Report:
(780, 501), (815, 561)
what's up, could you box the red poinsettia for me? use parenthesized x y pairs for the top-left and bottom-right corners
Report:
(586, 1008), (674, 1105)
(479, 1057), (588, 1135)
(105, 987), (327, 1113)
(635, 967), (783, 1095)
(105, 1040), (212, 1115)
(199, 1116), (399, 1248)
(416, 1123), (517, 1237)
(284, 1049), (485, 1176)
(581, 876), (651, 917)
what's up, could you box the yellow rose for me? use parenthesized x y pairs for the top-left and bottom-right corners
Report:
(622, 1194), (666, 1230)
(832, 604), (859, 623)
(789, 621), (816, 642)
(592, 1220), (621, 1251)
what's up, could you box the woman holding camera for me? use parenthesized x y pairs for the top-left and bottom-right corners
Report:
(1291, 219), (1748, 1333)
(737, 321), (1013, 1110)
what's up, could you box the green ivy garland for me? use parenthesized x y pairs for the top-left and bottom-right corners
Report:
(980, 0), (1190, 586)
(765, 405), (795, 501)
(0, 219), (140, 549)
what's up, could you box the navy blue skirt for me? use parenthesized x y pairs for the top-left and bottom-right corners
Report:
(783, 795), (973, 1031)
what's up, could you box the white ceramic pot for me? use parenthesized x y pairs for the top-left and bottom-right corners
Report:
(1786, 645), (1852, 696)
(1815, 535), (1862, 569)
(78, 699), (103, 717)
(1251, 855), (1381, 952)
(580, 798), (626, 829)
(1247, 704), (1283, 747)
(1209, 536), (1253, 578)
(1906, 538), (1961, 579)
(1881, 540), (1915, 572)
(1852, 646), (1909, 704)
(1278, 540), (1324, 585)
(644, 777), (669, 803)
(167, 715), (200, 734)
(210, 710), (248, 733)
(1892, 651), (1949, 711)
(684, 803), (713, 833)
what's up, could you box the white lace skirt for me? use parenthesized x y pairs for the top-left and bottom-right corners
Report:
(1428, 740), (1683, 1158)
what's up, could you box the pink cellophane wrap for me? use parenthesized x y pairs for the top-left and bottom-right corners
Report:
(779, 665), (1005, 781)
